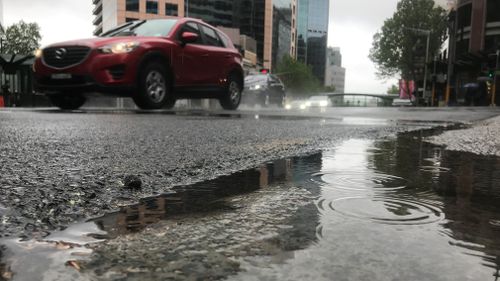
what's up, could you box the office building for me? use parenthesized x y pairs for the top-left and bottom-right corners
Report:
(295, 0), (329, 84)
(93, 0), (185, 36)
(446, 0), (500, 105)
(324, 47), (346, 94)
(271, 0), (295, 70)
(0, 0), (4, 35)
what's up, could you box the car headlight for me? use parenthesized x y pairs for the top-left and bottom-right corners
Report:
(319, 101), (328, 107)
(34, 49), (43, 58)
(99, 41), (140, 54)
(305, 101), (312, 107)
(285, 104), (292, 110)
(300, 104), (307, 110)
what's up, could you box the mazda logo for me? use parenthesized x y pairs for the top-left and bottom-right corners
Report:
(54, 48), (67, 60)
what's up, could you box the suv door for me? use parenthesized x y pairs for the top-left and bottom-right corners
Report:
(174, 22), (212, 86)
(198, 24), (231, 86)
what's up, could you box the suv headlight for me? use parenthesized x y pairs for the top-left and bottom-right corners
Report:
(99, 41), (140, 54)
(34, 49), (43, 58)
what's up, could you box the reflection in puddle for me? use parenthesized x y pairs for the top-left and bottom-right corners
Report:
(1, 132), (500, 280)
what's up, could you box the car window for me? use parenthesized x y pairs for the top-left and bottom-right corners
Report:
(177, 22), (203, 45)
(102, 19), (178, 37)
(200, 25), (224, 47)
(217, 31), (230, 48)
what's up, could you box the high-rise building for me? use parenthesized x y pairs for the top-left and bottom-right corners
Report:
(93, 0), (185, 36)
(324, 47), (346, 94)
(271, 0), (295, 70)
(295, 0), (329, 84)
(0, 0), (4, 34)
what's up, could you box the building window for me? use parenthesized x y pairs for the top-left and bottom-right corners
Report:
(126, 0), (139, 12)
(487, 0), (500, 22)
(457, 3), (472, 29)
(165, 3), (178, 16)
(126, 17), (139, 22)
(146, 1), (158, 14)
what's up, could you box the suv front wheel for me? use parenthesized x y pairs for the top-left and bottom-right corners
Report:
(134, 62), (174, 110)
(219, 75), (242, 110)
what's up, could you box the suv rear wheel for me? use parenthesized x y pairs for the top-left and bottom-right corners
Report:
(49, 94), (86, 110)
(134, 62), (174, 110)
(219, 74), (242, 110)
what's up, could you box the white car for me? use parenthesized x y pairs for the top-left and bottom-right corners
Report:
(305, 96), (332, 108)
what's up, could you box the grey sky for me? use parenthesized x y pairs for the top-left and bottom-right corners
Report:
(3, 0), (411, 93)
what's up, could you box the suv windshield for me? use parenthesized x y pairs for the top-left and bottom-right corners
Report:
(102, 19), (178, 37)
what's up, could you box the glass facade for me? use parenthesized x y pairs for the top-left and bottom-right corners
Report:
(126, 0), (140, 12)
(272, 0), (293, 70)
(296, 0), (329, 83)
(186, 0), (266, 65)
(166, 3), (178, 16)
(146, 0), (159, 14)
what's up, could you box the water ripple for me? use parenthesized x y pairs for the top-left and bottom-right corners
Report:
(326, 196), (444, 225)
(311, 171), (408, 192)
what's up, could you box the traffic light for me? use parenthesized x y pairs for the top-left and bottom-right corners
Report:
(489, 70), (495, 79)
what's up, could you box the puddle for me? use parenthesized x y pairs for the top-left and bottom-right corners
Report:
(1, 130), (500, 280)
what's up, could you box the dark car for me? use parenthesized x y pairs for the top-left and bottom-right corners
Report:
(242, 73), (286, 107)
(33, 18), (244, 110)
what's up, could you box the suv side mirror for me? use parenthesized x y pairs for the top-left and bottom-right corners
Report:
(181, 32), (199, 45)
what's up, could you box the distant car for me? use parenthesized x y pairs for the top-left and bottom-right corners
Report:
(392, 98), (413, 107)
(242, 74), (286, 107)
(305, 95), (332, 108)
(34, 18), (244, 110)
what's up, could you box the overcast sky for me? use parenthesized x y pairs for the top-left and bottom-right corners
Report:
(2, 0), (408, 94)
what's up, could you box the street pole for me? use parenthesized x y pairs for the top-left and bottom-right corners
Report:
(186, 0), (189, 17)
(423, 32), (430, 107)
(492, 49), (499, 106)
(431, 56), (437, 107)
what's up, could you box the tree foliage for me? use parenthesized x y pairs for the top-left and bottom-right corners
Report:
(3, 21), (42, 55)
(275, 55), (321, 97)
(369, 0), (448, 80)
(387, 84), (399, 95)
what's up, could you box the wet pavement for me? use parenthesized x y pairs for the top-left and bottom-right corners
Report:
(1, 127), (500, 280)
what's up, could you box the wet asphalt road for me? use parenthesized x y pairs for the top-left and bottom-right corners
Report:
(0, 106), (498, 239)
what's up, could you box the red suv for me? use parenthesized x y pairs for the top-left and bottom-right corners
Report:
(34, 18), (244, 110)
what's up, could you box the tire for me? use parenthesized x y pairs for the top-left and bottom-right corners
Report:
(219, 74), (242, 110)
(133, 62), (174, 110)
(49, 94), (86, 110)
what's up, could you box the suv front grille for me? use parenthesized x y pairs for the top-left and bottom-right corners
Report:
(43, 46), (91, 69)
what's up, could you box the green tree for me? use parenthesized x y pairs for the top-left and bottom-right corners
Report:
(323, 85), (336, 93)
(275, 55), (321, 97)
(387, 84), (399, 95)
(3, 21), (42, 55)
(369, 0), (447, 81)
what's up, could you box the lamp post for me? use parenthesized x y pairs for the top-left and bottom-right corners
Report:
(406, 27), (431, 106)
(492, 49), (499, 106)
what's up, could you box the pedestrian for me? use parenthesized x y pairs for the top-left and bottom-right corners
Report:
(1, 82), (11, 107)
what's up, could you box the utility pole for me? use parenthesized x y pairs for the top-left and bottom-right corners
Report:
(492, 49), (499, 106)
(423, 31), (430, 106)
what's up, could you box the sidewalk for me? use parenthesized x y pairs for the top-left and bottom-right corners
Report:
(429, 115), (500, 156)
